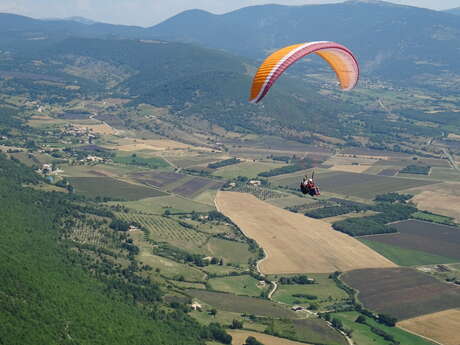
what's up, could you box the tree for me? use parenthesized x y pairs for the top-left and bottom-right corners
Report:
(355, 315), (366, 324)
(209, 308), (218, 317)
(230, 319), (243, 329)
(332, 318), (343, 330)
(244, 336), (264, 345)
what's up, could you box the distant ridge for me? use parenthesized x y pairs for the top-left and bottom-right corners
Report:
(148, 1), (460, 81)
(445, 7), (460, 15)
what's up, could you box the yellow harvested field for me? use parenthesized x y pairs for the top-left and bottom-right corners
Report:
(74, 123), (119, 135)
(409, 183), (460, 222)
(215, 192), (396, 274)
(229, 330), (311, 345)
(111, 138), (211, 152)
(448, 133), (460, 141)
(329, 165), (371, 173)
(398, 309), (460, 345)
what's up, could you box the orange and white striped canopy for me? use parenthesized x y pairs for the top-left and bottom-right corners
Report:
(249, 41), (359, 103)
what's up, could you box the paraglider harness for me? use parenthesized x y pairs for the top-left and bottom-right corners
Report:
(300, 172), (320, 197)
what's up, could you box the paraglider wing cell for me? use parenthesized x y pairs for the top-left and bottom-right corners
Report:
(249, 41), (359, 103)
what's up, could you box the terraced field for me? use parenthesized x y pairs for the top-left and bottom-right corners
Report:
(118, 213), (209, 253)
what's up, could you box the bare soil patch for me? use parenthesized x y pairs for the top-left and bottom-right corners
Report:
(74, 123), (118, 135)
(398, 309), (460, 345)
(329, 165), (371, 173)
(410, 183), (460, 222)
(215, 192), (395, 274)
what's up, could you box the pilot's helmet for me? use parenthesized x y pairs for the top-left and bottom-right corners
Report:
(308, 178), (313, 182)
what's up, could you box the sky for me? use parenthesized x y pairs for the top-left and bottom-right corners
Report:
(1, 0), (459, 27)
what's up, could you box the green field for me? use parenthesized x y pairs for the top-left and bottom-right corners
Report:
(113, 195), (215, 213)
(208, 275), (266, 297)
(360, 239), (458, 266)
(331, 312), (437, 345)
(187, 290), (296, 319)
(119, 212), (255, 266)
(212, 161), (286, 179)
(272, 274), (348, 309)
(206, 237), (255, 266)
(130, 231), (205, 282)
(412, 211), (456, 225)
(118, 213), (209, 253)
(68, 177), (167, 200)
(267, 318), (348, 345)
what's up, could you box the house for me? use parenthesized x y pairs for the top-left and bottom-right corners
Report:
(42, 164), (52, 174)
(191, 302), (202, 311)
(248, 180), (261, 186)
(291, 306), (304, 311)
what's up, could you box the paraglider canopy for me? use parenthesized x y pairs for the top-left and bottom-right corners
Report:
(249, 41), (359, 103)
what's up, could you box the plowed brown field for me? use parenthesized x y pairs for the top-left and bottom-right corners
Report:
(215, 192), (396, 274)
(398, 309), (460, 345)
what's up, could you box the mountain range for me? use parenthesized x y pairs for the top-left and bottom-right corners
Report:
(2, 0), (460, 86)
(148, 0), (460, 83)
(445, 7), (460, 15)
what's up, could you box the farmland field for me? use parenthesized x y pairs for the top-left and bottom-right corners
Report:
(131, 171), (185, 188)
(229, 330), (307, 345)
(266, 195), (316, 208)
(212, 161), (286, 179)
(117, 213), (208, 250)
(68, 177), (167, 200)
(271, 171), (432, 199)
(205, 238), (255, 265)
(378, 168), (399, 176)
(216, 192), (395, 274)
(328, 164), (371, 173)
(131, 170), (224, 197)
(363, 220), (460, 260)
(171, 177), (224, 198)
(165, 154), (224, 169)
(410, 182), (460, 222)
(342, 267), (460, 320)
(187, 290), (296, 319)
(398, 309), (460, 345)
(114, 195), (215, 214)
(129, 230), (205, 281)
(290, 319), (347, 345)
(331, 311), (437, 345)
(208, 275), (265, 297)
(272, 273), (348, 308)
(360, 239), (458, 266)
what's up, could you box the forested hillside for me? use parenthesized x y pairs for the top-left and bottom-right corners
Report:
(0, 154), (223, 345)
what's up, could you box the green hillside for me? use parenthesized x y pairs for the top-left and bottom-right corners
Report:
(0, 154), (216, 345)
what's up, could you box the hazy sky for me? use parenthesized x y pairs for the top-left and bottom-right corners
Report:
(1, 0), (459, 27)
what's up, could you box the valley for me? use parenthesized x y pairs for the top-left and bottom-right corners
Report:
(1, 2), (460, 345)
